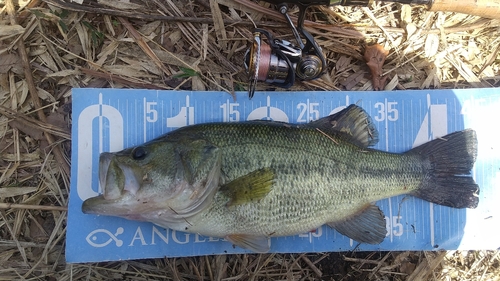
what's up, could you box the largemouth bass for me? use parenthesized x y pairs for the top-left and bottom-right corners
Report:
(82, 105), (479, 252)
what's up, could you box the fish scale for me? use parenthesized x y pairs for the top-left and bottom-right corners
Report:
(173, 122), (424, 237)
(83, 104), (478, 253)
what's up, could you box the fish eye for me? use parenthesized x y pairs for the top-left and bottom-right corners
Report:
(131, 146), (147, 160)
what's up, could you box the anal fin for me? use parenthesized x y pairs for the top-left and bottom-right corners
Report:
(327, 204), (387, 244)
(220, 168), (274, 206)
(226, 234), (270, 253)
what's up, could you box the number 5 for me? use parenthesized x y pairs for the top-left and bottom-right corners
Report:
(146, 102), (158, 123)
(387, 102), (398, 121)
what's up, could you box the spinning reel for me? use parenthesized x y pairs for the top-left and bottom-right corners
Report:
(245, 3), (327, 98)
(244, 0), (492, 98)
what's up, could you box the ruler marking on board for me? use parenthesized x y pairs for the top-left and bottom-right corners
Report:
(143, 98), (147, 142)
(427, 94), (435, 248)
(383, 98), (394, 243)
(67, 89), (498, 262)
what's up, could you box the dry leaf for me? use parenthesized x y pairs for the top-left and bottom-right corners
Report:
(0, 54), (23, 74)
(9, 120), (44, 141)
(400, 260), (417, 275)
(0, 115), (8, 137)
(364, 44), (389, 90)
(0, 25), (25, 37)
(405, 23), (417, 39)
(202, 23), (208, 61)
(138, 21), (161, 37)
(385, 74), (399, 90)
(38, 52), (59, 73)
(335, 56), (352, 73)
(445, 54), (490, 87)
(46, 111), (68, 133)
(0, 187), (38, 198)
(341, 71), (365, 90)
(401, 4), (417, 38)
(424, 34), (440, 58)
(15, 80), (29, 106)
(29, 214), (54, 244)
(421, 63), (440, 89)
(228, 7), (242, 20)
(400, 4), (412, 24)
(192, 75), (206, 91)
(210, 0), (228, 49)
(1, 151), (41, 162)
(0, 162), (19, 185)
(98, 0), (144, 10)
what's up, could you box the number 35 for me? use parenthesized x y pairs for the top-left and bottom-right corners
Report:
(374, 101), (399, 122)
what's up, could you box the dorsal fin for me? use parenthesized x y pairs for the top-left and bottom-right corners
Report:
(308, 104), (378, 148)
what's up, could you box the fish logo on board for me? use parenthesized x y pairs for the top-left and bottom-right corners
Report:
(86, 227), (124, 248)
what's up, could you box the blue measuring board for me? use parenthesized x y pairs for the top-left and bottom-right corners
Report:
(67, 88), (500, 263)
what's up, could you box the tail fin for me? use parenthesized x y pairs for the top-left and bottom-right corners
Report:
(409, 129), (479, 209)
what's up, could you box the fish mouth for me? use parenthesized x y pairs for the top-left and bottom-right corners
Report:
(81, 194), (140, 218)
(82, 195), (115, 215)
(82, 152), (142, 215)
(100, 152), (124, 200)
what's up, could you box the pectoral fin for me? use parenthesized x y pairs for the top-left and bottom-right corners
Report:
(220, 168), (274, 206)
(327, 204), (387, 244)
(226, 234), (270, 253)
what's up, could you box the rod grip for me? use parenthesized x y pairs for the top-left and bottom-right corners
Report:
(430, 0), (500, 19)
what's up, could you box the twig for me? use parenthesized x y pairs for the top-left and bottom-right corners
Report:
(41, 0), (500, 37)
(344, 256), (384, 265)
(382, 51), (424, 77)
(6, 0), (70, 177)
(117, 17), (172, 76)
(301, 255), (323, 277)
(23, 212), (66, 278)
(0, 211), (28, 264)
(368, 252), (392, 279)
(361, 7), (399, 55)
(316, 128), (339, 144)
(230, 0), (364, 38)
(43, 0), (365, 38)
(41, 0), (278, 27)
(0, 239), (64, 248)
(407, 251), (447, 281)
(0, 105), (71, 140)
(0, 202), (67, 211)
(15, 0), (43, 23)
(79, 68), (170, 89)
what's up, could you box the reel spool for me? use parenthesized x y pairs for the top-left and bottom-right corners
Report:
(245, 3), (327, 98)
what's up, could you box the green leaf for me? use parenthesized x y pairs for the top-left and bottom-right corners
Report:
(59, 20), (68, 33)
(59, 9), (70, 19)
(29, 9), (47, 19)
(82, 21), (104, 47)
(234, 82), (245, 92)
(173, 67), (199, 79)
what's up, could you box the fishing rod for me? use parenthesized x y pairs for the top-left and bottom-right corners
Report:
(245, 0), (500, 98)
